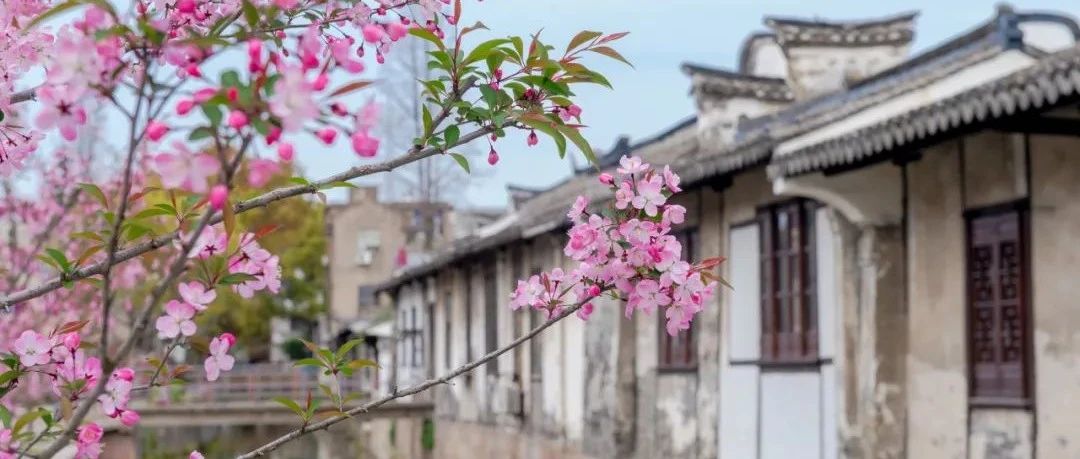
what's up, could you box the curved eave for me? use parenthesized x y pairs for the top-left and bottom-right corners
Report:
(768, 45), (1080, 178)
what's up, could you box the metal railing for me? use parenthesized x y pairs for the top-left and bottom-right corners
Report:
(141, 363), (376, 404)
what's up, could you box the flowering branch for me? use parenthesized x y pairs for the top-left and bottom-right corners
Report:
(0, 122), (497, 313)
(237, 297), (596, 459)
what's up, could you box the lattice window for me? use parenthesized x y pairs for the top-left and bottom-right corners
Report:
(968, 207), (1029, 402)
(759, 199), (818, 363)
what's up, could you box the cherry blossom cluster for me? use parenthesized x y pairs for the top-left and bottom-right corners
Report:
(511, 156), (719, 336)
(9, 329), (139, 427)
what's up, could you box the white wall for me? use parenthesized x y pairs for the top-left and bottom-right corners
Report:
(760, 372), (822, 459)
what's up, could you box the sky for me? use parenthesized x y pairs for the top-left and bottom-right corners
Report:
(295, 0), (1079, 210)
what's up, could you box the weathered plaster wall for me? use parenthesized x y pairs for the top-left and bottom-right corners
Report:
(962, 131), (1027, 209)
(784, 45), (909, 99)
(969, 409), (1033, 459)
(694, 187), (724, 458)
(905, 140), (967, 459)
(1030, 134), (1080, 458)
(434, 420), (592, 459)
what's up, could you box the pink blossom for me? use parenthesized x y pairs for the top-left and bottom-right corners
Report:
(351, 131), (379, 157)
(268, 65), (318, 132)
(247, 159), (280, 187)
(663, 165), (682, 193)
(630, 175), (666, 216)
(576, 302), (594, 321)
(119, 409), (140, 426)
(617, 155), (648, 175)
(152, 144), (220, 193)
(35, 85), (87, 141)
(362, 24), (385, 43)
(205, 333), (236, 381)
(155, 300), (197, 339)
(558, 104), (582, 121)
(190, 452), (206, 459)
(178, 281), (216, 310)
(567, 196), (588, 223)
(662, 205), (686, 227)
(74, 423), (103, 459)
(12, 330), (51, 367)
(387, 21), (409, 41)
(190, 225), (228, 259)
(614, 180), (634, 210)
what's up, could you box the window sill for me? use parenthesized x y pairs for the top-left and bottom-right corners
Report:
(657, 365), (698, 375)
(729, 357), (832, 370)
(969, 396), (1032, 409)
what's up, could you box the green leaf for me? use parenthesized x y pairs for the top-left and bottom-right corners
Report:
(556, 124), (597, 165)
(272, 396), (307, 418)
(408, 27), (445, 50)
(78, 183), (108, 209)
(12, 409), (43, 436)
(566, 30), (602, 53)
(448, 153), (470, 173)
(0, 404), (10, 429)
(219, 272), (258, 285)
(132, 207), (173, 219)
(27, 0), (84, 29)
(421, 105), (433, 136)
(321, 181), (357, 190)
(463, 38), (509, 66)
(201, 103), (224, 127)
(288, 176), (311, 186)
(347, 359), (379, 370)
(188, 126), (214, 141)
(220, 70), (241, 88)
(479, 85), (498, 109)
(293, 357), (324, 368)
(588, 46), (633, 67)
(443, 125), (460, 146)
(44, 248), (71, 272)
(335, 339), (363, 361)
(0, 370), (19, 386)
(241, 0), (259, 27)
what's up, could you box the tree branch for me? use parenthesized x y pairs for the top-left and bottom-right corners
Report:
(0, 123), (498, 312)
(237, 300), (589, 459)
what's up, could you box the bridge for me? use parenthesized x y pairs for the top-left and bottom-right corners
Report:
(130, 363), (433, 427)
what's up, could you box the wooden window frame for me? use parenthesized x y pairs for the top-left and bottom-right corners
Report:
(966, 201), (1032, 406)
(658, 227), (700, 371)
(759, 199), (818, 364)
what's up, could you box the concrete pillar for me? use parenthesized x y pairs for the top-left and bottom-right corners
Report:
(695, 187), (724, 458)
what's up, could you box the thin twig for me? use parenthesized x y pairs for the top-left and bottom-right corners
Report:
(237, 300), (589, 458)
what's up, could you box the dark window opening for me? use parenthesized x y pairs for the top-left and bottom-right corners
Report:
(484, 261), (499, 375)
(759, 199), (818, 363)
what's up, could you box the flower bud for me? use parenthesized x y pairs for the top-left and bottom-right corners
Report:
(317, 128), (338, 145)
(119, 410), (140, 427)
(220, 332), (237, 347)
(193, 88), (216, 103)
(587, 284), (601, 298)
(598, 173), (614, 185)
(227, 110), (248, 129)
(62, 332), (81, 350)
(115, 368), (135, 381)
(226, 87), (238, 102)
(209, 185), (228, 210)
(487, 147), (499, 165)
(265, 126), (282, 145)
(176, 99), (195, 116)
(312, 73), (329, 91)
(278, 142), (295, 161)
(146, 121), (168, 141)
(527, 131), (538, 147)
(351, 131), (379, 158)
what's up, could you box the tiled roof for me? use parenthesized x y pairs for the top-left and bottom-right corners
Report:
(765, 11), (918, 47)
(769, 44), (1080, 177)
(682, 64), (794, 103)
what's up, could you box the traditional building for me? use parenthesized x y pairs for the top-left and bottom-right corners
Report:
(377, 6), (1080, 458)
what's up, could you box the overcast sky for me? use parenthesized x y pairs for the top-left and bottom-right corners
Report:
(292, 0), (1080, 210)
